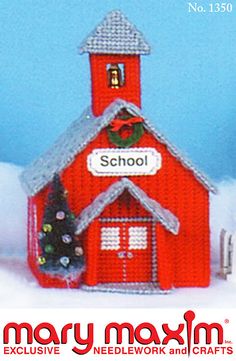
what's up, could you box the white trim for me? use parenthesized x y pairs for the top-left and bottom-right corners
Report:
(151, 221), (158, 282)
(33, 204), (39, 257)
(28, 200), (32, 251)
(99, 217), (153, 223)
(81, 283), (162, 294)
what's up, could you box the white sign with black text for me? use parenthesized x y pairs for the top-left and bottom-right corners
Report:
(87, 147), (162, 176)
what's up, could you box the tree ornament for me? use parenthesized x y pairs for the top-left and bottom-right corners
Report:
(38, 231), (45, 240)
(56, 211), (65, 220)
(108, 123), (144, 148)
(60, 256), (70, 268)
(62, 234), (72, 244)
(45, 244), (55, 254)
(75, 246), (84, 256)
(64, 189), (69, 198)
(37, 256), (46, 265)
(43, 224), (53, 233)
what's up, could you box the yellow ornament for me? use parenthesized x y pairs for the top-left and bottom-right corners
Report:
(43, 224), (53, 232)
(37, 256), (46, 265)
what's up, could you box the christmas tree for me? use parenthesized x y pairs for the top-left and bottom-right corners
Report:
(38, 174), (84, 273)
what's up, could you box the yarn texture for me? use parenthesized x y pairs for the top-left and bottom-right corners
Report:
(21, 10), (214, 291)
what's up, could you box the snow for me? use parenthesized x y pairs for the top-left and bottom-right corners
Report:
(0, 163), (27, 257)
(0, 162), (236, 308)
(210, 179), (236, 266)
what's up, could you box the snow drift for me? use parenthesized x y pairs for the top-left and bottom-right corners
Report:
(0, 163), (27, 257)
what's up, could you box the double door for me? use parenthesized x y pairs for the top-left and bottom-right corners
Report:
(98, 219), (154, 283)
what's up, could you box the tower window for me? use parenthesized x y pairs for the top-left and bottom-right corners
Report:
(107, 63), (125, 88)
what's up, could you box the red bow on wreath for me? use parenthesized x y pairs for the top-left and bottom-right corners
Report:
(110, 117), (143, 132)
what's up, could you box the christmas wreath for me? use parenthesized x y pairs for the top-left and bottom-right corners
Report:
(108, 114), (144, 148)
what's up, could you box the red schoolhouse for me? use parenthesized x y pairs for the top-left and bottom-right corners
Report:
(21, 11), (216, 292)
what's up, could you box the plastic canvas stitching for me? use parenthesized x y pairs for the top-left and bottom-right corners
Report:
(99, 217), (153, 222)
(128, 226), (148, 249)
(151, 221), (157, 282)
(81, 282), (166, 295)
(75, 177), (179, 236)
(33, 204), (39, 258)
(79, 10), (150, 55)
(23, 9), (213, 291)
(101, 226), (120, 250)
(20, 99), (216, 196)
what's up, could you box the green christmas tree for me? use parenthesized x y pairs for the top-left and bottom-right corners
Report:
(38, 174), (84, 272)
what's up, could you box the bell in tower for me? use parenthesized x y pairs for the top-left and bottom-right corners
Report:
(108, 64), (123, 88)
(80, 10), (150, 116)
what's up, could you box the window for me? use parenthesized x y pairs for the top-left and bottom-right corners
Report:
(101, 227), (120, 250)
(107, 63), (125, 88)
(128, 227), (147, 250)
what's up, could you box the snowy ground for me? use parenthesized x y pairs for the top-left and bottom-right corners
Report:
(0, 162), (236, 308)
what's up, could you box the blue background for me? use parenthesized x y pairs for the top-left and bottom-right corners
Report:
(1, 0), (236, 180)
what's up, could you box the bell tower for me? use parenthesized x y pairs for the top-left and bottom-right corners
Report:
(80, 11), (150, 116)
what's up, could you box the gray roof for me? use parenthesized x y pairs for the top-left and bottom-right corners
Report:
(20, 99), (216, 197)
(79, 10), (150, 55)
(75, 178), (179, 235)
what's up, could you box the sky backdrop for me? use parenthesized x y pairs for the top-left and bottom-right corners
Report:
(1, 0), (236, 180)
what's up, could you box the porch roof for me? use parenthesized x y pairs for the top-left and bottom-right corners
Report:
(75, 178), (179, 236)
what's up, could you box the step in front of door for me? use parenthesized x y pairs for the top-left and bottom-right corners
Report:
(80, 282), (168, 295)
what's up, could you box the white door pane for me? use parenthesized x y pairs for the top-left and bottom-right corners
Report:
(128, 226), (147, 250)
(101, 227), (120, 250)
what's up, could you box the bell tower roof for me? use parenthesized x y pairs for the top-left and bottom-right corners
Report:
(79, 10), (150, 55)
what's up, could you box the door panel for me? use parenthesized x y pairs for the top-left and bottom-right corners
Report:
(98, 220), (153, 283)
(125, 222), (152, 282)
(99, 222), (124, 283)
